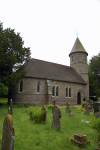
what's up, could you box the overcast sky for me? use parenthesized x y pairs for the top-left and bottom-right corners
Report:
(0, 0), (100, 65)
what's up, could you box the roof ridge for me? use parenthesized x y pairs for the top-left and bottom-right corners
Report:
(30, 58), (70, 68)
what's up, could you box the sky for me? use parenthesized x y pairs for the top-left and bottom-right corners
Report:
(0, 0), (100, 65)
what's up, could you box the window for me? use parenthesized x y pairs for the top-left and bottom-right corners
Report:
(56, 86), (59, 96)
(66, 88), (68, 97)
(19, 80), (23, 92)
(72, 56), (73, 61)
(52, 86), (59, 96)
(69, 88), (71, 97)
(37, 81), (40, 92)
(65, 87), (71, 97)
(52, 86), (55, 96)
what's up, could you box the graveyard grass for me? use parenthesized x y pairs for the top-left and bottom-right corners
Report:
(0, 103), (97, 150)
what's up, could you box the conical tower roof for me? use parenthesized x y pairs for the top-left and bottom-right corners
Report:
(69, 38), (88, 56)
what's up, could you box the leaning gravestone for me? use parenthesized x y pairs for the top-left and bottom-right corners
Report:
(52, 102), (61, 130)
(1, 113), (15, 150)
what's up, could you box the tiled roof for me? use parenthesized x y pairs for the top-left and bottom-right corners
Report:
(23, 58), (86, 85)
(69, 38), (88, 56)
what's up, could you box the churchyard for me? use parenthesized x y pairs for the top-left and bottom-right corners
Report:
(0, 100), (100, 150)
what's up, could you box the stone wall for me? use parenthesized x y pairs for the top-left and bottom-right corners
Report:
(14, 78), (86, 105)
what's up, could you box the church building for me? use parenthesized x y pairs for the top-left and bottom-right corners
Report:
(14, 38), (89, 105)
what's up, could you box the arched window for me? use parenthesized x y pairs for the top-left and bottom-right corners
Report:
(37, 81), (40, 92)
(69, 88), (71, 97)
(56, 86), (59, 96)
(52, 86), (55, 96)
(19, 80), (23, 92)
(66, 88), (68, 97)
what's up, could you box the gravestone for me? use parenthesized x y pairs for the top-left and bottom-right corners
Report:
(52, 101), (61, 130)
(1, 113), (15, 150)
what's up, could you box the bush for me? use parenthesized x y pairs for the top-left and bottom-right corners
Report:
(92, 118), (100, 141)
(29, 106), (47, 124)
(0, 83), (8, 97)
(47, 104), (53, 110)
(93, 118), (100, 132)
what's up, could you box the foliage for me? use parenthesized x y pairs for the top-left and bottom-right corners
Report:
(29, 106), (46, 123)
(47, 104), (53, 110)
(92, 118), (100, 141)
(89, 53), (100, 97)
(93, 118), (100, 131)
(0, 105), (97, 150)
(0, 83), (8, 97)
(0, 21), (31, 100)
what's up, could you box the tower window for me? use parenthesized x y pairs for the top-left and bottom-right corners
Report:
(19, 80), (23, 92)
(72, 56), (73, 61)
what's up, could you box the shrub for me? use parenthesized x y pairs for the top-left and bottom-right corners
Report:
(93, 118), (100, 132)
(29, 106), (47, 124)
(0, 83), (8, 97)
(92, 118), (100, 141)
(47, 104), (53, 110)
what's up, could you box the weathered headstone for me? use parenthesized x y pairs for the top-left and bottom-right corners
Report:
(1, 113), (15, 150)
(52, 101), (61, 130)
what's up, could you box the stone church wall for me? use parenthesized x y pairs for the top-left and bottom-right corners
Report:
(14, 78), (86, 105)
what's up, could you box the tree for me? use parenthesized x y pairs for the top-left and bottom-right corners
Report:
(89, 53), (100, 97)
(0, 22), (31, 103)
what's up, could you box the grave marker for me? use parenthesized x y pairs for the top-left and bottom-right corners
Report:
(1, 113), (15, 150)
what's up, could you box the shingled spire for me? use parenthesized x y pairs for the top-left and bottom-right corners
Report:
(69, 38), (88, 56)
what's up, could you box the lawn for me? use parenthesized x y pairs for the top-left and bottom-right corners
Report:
(0, 104), (97, 150)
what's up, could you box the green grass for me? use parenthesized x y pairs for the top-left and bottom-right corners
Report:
(0, 105), (98, 150)
(0, 98), (7, 104)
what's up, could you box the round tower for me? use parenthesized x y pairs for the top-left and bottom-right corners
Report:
(69, 38), (89, 100)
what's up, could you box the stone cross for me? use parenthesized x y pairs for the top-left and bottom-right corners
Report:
(1, 113), (15, 150)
